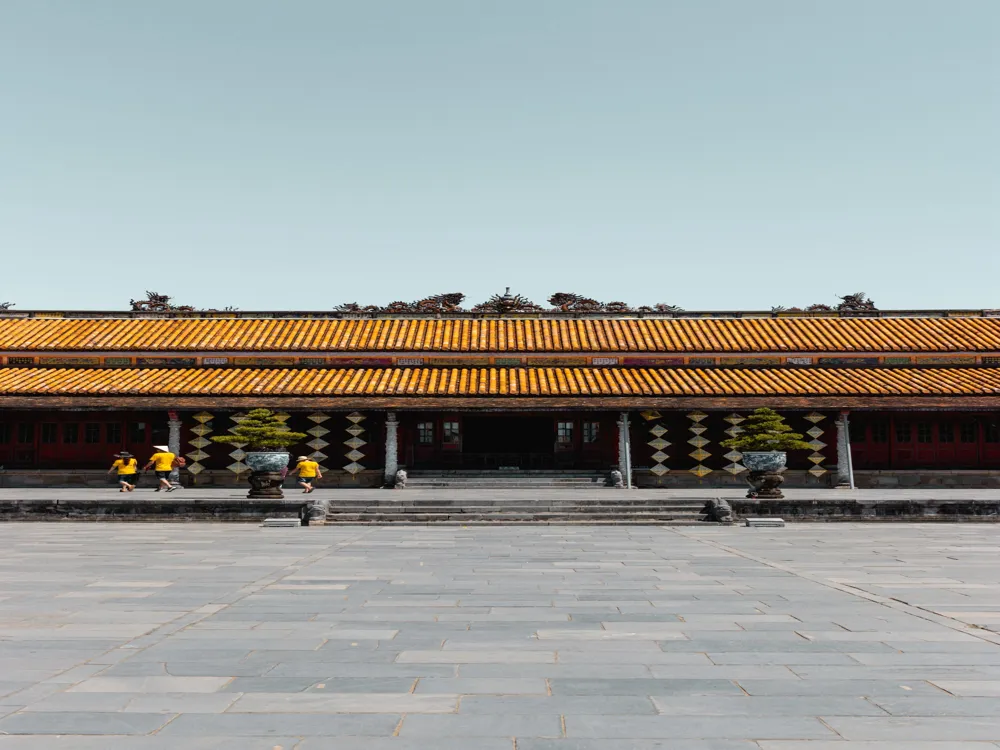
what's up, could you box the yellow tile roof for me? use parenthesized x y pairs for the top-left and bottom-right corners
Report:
(3, 366), (1000, 397)
(2, 317), (1000, 353)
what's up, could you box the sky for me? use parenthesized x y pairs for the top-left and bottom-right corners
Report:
(0, 1), (997, 312)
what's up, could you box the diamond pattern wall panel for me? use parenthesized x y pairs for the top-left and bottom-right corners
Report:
(804, 412), (828, 477)
(226, 412), (249, 475)
(343, 412), (366, 475)
(186, 411), (213, 476)
(686, 410), (712, 478)
(722, 413), (747, 475)
(646, 420), (670, 476)
(306, 412), (331, 470)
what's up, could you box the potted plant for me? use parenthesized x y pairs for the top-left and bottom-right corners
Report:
(720, 407), (812, 498)
(211, 409), (306, 498)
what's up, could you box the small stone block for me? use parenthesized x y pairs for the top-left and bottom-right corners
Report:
(745, 517), (785, 527)
(262, 518), (301, 527)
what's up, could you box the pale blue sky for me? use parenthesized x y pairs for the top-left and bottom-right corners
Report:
(1, 1), (997, 311)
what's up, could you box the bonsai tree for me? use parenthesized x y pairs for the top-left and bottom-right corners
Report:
(720, 407), (812, 452)
(210, 408), (306, 451)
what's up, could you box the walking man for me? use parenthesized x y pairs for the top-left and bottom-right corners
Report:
(108, 451), (138, 492)
(144, 445), (177, 492)
(288, 455), (321, 493)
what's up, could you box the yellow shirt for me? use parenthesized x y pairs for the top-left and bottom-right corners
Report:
(149, 452), (175, 472)
(112, 458), (137, 475)
(296, 460), (319, 478)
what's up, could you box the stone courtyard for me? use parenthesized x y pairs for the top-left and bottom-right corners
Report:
(0, 521), (999, 748)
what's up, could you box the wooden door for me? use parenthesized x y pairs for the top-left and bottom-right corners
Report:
(984, 416), (1000, 468)
(891, 417), (915, 468)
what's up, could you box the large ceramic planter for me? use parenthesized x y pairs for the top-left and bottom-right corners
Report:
(245, 451), (290, 499)
(741, 451), (786, 499)
(246, 451), (291, 473)
(741, 451), (787, 473)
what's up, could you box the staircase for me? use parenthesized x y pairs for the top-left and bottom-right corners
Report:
(403, 470), (609, 489)
(324, 489), (709, 525)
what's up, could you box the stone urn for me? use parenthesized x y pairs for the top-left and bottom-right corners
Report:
(742, 451), (787, 499)
(245, 451), (290, 499)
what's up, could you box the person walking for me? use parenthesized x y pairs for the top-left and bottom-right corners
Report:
(108, 451), (138, 492)
(288, 455), (321, 493)
(144, 445), (177, 492)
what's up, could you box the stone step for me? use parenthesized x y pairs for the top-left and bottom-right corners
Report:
(404, 480), (608, 487)
(327, 505), (705, 513)
(405, 471), (607, 476)
(324, 519), (714, 525)
(325, 514), (705, 523)
(323, 487), (710, 523)
(325, 507), (707, 522)
(403, 472), (610, 489)
(327, 498), (707, 506)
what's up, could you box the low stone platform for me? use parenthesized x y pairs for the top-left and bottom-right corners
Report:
(0, 488), (998, 523)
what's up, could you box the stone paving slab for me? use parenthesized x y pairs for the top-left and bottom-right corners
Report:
(0, 522), (999, 746)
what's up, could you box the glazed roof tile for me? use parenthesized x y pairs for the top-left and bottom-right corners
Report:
(2, 366), (1000, 397)
(2, 317), (1000, 353)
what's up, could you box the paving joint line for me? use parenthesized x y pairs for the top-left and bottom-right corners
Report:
(89, 527), (379, 670)
(670, 527), (1000, 646)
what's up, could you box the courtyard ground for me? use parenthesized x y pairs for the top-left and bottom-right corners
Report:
(0, 521), (998, 748)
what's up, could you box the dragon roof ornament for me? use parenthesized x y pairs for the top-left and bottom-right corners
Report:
(472, 288), (543, 314)
(335, 293), (466, 314)
(773, 293), (878, 314)
(129, 291), (194, 312)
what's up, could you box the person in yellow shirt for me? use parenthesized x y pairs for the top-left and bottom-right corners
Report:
(107, 451), (138, 492)
(144, 445), (177, 492)
(288, 455), (322, 493)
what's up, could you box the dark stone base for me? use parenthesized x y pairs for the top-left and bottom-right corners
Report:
(0, 498), (309, 522)
(855, 470), (1000, 489)
(730, 497), (1000, 521)
(248, 471), (284, 499)
(634, 469), (831, 489)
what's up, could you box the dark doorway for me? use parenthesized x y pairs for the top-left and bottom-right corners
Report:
(462, 415), (554, 469)
(464, 415), (553, 453)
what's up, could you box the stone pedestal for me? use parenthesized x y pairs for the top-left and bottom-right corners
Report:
(747, 470), (784, 498)
(247, 471), (284, 499)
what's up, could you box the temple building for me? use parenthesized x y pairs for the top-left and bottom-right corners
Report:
(2, 291), (1000, 489)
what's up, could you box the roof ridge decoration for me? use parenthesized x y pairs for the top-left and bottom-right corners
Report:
(472, 288), (544, 314)
(129, 291), (194, 313)
(773, 292), (878, 314)
(332, 290), (685, 315)
(548, 293), (683, 314)
(335, 293), (466, 314)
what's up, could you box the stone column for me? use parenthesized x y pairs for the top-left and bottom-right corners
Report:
(618, 412), (633, 489)
(836, 410), (854, 489)
(384, 412), (399, 486)
(167, 411), (182, 487)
